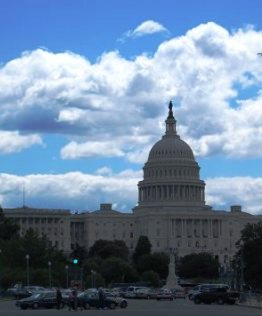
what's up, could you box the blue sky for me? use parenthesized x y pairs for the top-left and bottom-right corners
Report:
(0, 0), (262, 214)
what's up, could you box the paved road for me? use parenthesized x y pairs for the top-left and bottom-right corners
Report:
(0, 299), (261, 316)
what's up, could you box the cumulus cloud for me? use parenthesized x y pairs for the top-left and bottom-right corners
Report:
(206, 176), (262, 214)
(0, 172), (261, 214)
(95, 166), (113, 176)
(122, 20), (169, 39)
(0, 131), (42, 154)
(0, 22), (262, 161)
(0, 170), (141, 212)
(61, 140), (125, 159)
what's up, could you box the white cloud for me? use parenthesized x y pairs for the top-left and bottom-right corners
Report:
(60, 133), (155, 161)
(0, 131), (42, 154)
(0, 170), (141, 212)
(125, 145), (153, 164)
(0, 22), (262, 160)
(0, 172), (261, 214)
(57, 107), (86, 124)
(95, 166), (113, 175)
(206, 176), (262, 214)
(123, 20), (169, 39)
(61, 141), (125, 159)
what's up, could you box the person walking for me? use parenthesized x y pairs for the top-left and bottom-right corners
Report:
(56, 288), (62, 310)
(72, 288), (78, 311)
(68, 290), (74, 311)
(98, 287), (105, 309)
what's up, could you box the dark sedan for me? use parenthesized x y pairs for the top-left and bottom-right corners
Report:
(194, 287), (239, 305)
(77, 292), (118, 309)
(16, 291), (65, 309)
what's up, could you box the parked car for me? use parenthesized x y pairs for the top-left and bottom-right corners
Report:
(105, 293), (128, 308)
(135, 288), (158, 299)
(146, 288), (159, 299)
(188, 284), (229, 300)
(77, 291), (118, 309)
(194, 287), (239, 305)
(13, 288), (32, 300)
(156, 289), (174, 301)
(16, 291), (65, 309)
(123, 286), (148, 298)
(7, 283), (22, 294)
(171, 288), (186, 299)
(8, 285), (45, 299)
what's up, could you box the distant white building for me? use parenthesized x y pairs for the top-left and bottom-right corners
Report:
(4, 103), (262, 266)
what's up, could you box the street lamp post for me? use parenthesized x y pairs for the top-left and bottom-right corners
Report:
(91, 270), (96, 288)
(48, 261), (52, 288)
(80, 267), (83, 290)
(25, 254), (30, 286)
(65, 265), (69, 288)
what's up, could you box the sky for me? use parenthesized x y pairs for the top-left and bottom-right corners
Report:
(0, 0), (262, 214)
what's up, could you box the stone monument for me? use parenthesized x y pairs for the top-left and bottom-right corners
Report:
(164, 248), (182, 289)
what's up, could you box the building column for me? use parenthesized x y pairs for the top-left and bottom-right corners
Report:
(190, 186), (193, 201)
(209, 219), (213, 237)
(158, 186), (161, 199)
(182, 219), (185, 237)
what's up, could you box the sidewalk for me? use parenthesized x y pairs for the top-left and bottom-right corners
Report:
(0, 296), (14, 302)
(237, 293), (262, 309)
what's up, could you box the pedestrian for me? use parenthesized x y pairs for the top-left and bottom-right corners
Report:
(98, 287), (105, 309)
(56, 288), (62, 310)
(72, 288), (78, 311)
(68, 290), (74, 311)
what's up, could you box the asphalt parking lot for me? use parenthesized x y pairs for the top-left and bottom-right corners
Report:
(0, 298), (261, 316)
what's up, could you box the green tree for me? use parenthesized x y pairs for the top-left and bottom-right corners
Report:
(141, 270), (161, 288)
(82, 257), (102, 275)
(101, 257), (138, 285)
(235, 221), (262, 289)
(136, 252), (169, 279)
(0, 228), (67, 287)
(89, 239), (129, 260)
(0, 206), (19, 240)
(177, 252), (219, 279)
(84, 272), (105, 288)
(133, 236), (152, 263)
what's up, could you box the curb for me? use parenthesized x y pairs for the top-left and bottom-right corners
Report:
(0, 297), (14, 302)
(237, 303), (262, 309)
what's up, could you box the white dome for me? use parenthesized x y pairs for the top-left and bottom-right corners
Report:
(148, 136), (195, 161)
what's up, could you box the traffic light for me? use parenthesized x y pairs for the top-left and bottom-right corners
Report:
(73, 258), (78, 265)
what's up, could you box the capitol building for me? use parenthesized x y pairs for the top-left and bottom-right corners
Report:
(4, 103), (261, 267)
